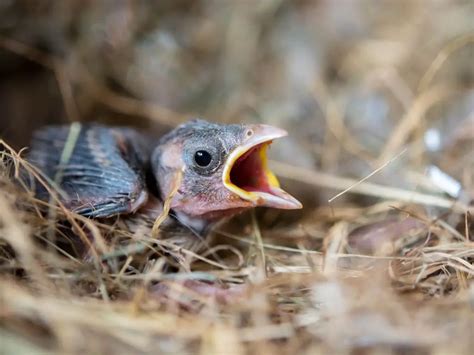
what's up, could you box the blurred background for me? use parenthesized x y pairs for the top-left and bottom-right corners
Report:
(0, 2), (473, 354)
(1, 0), (472, 208)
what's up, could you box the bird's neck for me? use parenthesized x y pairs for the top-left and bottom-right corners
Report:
(172, 211), (210, 235)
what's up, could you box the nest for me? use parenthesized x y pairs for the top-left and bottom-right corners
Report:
(0, 1), (473, 354)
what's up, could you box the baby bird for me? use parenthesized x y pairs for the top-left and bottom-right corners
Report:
(28, 119), (302, 238)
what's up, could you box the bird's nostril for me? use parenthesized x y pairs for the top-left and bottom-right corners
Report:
(246, 129), (254, 138)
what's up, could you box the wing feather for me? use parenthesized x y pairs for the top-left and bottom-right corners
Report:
(28, 124), (150, 218)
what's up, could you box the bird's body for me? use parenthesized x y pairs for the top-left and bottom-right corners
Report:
(28, 119), (302, 240)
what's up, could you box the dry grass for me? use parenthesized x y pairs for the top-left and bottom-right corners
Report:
(1, 1), (473, 354)
(1, 125), (473, 354)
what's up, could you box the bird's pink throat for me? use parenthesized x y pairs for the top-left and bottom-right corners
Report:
(222, 124), (302, 210)
(229, 143), (273, 194)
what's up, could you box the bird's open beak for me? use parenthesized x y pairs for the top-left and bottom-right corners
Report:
(222, 125), (302, 210)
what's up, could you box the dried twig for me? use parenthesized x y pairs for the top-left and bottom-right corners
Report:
(271, 160), (471, 213)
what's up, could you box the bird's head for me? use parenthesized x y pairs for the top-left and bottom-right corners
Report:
(151, 119), (302, 224)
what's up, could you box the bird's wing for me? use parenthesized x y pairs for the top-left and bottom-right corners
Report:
(28, 124), (151, 218)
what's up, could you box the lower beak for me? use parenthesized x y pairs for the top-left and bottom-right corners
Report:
(222, 124), (302, 210)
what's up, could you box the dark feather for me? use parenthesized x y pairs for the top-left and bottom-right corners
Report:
(28, 124), (150, 218)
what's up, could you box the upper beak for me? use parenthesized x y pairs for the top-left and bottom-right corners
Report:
(222, 124), (302, 210)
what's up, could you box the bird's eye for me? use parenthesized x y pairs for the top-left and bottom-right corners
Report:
(194, 150), (213, 167)
(185, 138), (223, 175)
